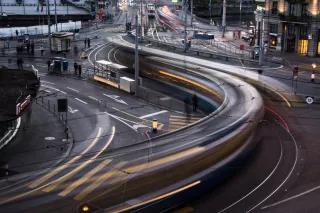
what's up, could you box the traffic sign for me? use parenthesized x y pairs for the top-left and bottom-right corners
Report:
(306, 96), (314, 104)
(58, 99), (68, 112)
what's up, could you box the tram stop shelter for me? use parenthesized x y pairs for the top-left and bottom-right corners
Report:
(51, 32), (74, 52)
(94, 60), (129, 89)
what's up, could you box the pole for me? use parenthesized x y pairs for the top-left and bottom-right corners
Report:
(239, 0), (242, 27)
(222, 0), (226, 38)
(54, 0), (58, 31)
(46, 0), (52, 52)
(140, 0), (143, 38)
(135, 14), (139, 96)
(184, 0), (188, 52)
(259, 16), (264, 65)
(191, 0), (193, 26)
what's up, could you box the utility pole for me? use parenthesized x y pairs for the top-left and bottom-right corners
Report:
(46, 0), (52, 52)
(184, 0), (188, 52)
(135, 14), (139, 96)
(190, 0), (193, 26)
(239, 0), (242, 27)
(140, 0), (143, 38)
(222, 0), (226, 38)
(54, 0), (58, 31)
(259, 16), (264, 65)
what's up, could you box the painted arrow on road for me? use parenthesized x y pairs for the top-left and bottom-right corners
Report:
(103, 94), (128, 105)
(68, 106), (79, 114)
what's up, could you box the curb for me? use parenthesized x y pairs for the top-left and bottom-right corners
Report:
(0, 117), (21, 151)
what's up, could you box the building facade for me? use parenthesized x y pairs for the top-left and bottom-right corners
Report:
(263, 0), (320, 57)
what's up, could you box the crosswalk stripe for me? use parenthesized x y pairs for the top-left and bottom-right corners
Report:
(59, 159), (112, 197)
(74, 162), (126, 201)
(29, 128), (103, 189)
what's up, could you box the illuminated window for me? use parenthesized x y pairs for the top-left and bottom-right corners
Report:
(298, 40), (308, 55)
(317, 42), (320, 55)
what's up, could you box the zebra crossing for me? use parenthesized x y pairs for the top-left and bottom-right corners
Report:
(169, 115), (203, 131)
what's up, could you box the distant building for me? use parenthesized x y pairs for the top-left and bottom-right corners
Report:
(263, 0), (320, 57)
(193, 0), (255, 22)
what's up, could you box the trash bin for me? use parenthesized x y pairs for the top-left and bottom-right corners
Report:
(53, 60), (62, 73)
(63, 61), (68, 72)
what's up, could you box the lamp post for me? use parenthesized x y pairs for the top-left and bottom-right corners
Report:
(222, 0), (226, 38)
(46, 0), (52, 52)
(134, 14), (139, 96)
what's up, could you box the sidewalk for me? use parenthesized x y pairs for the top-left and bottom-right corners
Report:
(0, 100), (72, 177)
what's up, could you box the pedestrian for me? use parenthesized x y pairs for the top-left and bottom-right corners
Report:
(78, 64), (82, 77)
(31, 41), (34, 55)
(311, 71), (315, 83)
(74, 62), (78, 75)
(26, 42), (30, 53)
(87, 38), (91, 48)
(15, 30), (18, 37)
(84, 38), (87, 48)
(47, 60), (51, 72)
(192, 94), (198, 112)
(40, 45), (44, 56)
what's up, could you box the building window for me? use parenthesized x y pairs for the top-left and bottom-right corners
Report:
(298, 40), (308, 55)
(272, 1), (278, 14)
(269, 24), (278, 34)
(300, 26), (308, 39)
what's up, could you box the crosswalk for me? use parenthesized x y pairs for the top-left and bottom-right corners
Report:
(169, 115), (203, 131)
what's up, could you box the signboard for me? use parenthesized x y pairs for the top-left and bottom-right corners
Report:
(306, 96), (314, 105)
(16, 95), (31, 115)
(57, 99), (68, 112)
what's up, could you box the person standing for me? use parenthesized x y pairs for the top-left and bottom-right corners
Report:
(84, 38), (87, 48)
(47, 60), (51, 72)
(31, 41), (35, 55)
(15, 30), (19, 37)
(87, 38), (91, 48)
(311, 71), (315, 83)
(78, 64), (82, 77)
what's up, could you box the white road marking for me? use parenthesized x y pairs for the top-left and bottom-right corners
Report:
(88, 96), (99, 101)
(75, 98), (88, 105)
(261, 185), (320, 209)
(217, 135), (283, 213)
(41, 84), (67, 95)
(139, 110), (168, 119)
(44, 90), (51, 93)
(67, 87), (80, 93)
(247, 125), (299, 212)
(41, 81), (55, 85)
(68, 106), (79, 114)
(105, 112), (138, 132)
(103, 93), (128, 105)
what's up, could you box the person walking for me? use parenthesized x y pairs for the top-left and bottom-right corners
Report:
(15, 30), (18, 37)
(192, 94), (198, 112)
(47, 60), (51, 72)
(74, 62), (78, 75)
(40, 45), (44, 56)
(84, 38), (87, 48)
(311, 71), (315, 83)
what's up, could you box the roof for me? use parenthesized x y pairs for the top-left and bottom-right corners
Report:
(96, 60), (127, 69)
